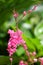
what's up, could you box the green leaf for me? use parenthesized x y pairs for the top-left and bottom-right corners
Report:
(0, 56), (9, 65)
(34, 21), (43, 40)
(22, 34), (36, 52)
(16, 47), (25, 56)
(22, 34), (43, 57)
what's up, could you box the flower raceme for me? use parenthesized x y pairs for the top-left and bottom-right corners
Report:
(7, 29), (26, 56)
(13, 5), (37, 18)
(7, 5), (39, 65)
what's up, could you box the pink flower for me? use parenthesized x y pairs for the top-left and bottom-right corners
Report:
(39, 57), (43, 65)
(7, 29), (25, 56)
(19, 60), (28, 65)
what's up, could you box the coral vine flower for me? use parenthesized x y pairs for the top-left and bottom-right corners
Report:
(7, 29), (25, 56)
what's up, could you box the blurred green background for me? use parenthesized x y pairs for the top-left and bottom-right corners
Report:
(0, 0), (43, 65)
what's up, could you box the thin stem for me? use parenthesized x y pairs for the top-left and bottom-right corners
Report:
(15, 18), (18, 30)
(10, 57), (13, 65)
(11, 61), (12, 65)
(16, 22), (18, 30)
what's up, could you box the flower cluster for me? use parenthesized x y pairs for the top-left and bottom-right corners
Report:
(7, 29), (25, 57)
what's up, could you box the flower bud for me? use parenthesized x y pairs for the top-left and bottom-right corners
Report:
(28, 10), (32, 13)
(23, 11), (27, 16)
(32, 5), (37, 10)
(32, 52), (36, 56)
(10, 58), (13, 62)
(13, 12), (18, 18)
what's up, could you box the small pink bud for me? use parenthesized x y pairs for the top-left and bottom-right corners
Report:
(19, 60), (24, 65)
(10, 58), (13, 62)
(28, 10), (32, 13)
(13, 13), (18, 18)
(32, 52), (36, 56)
(22, 43), (27, 50)
(19, 60), (28, 65)
(23, 11), (27, 16)
(33, 5), (37, 10)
